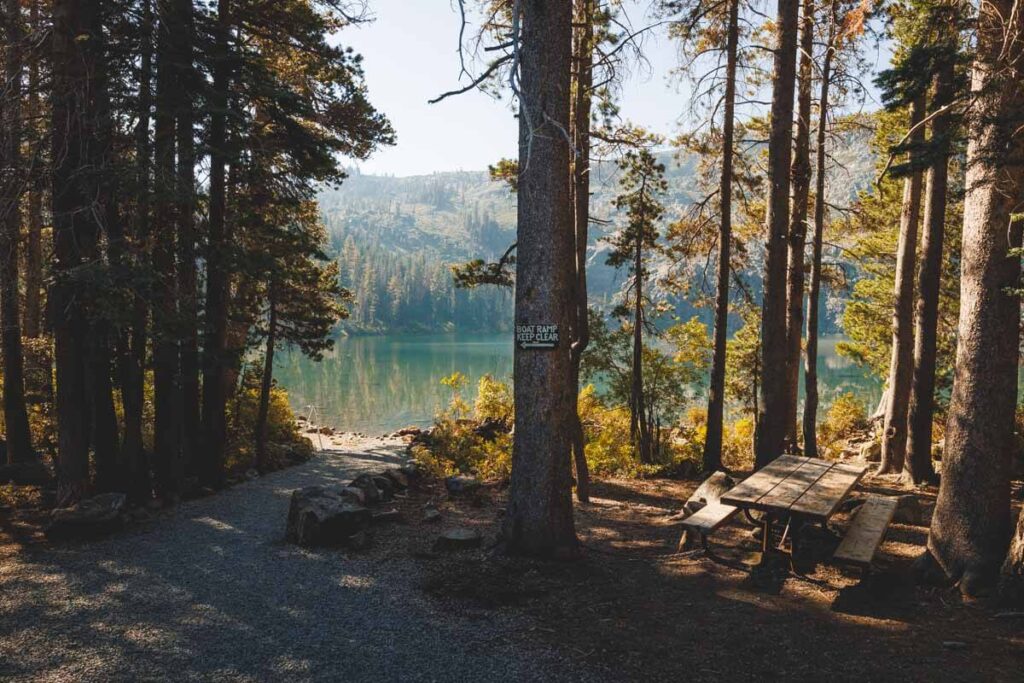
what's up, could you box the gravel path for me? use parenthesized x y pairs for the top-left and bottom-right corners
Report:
(0, 439), (591, 682)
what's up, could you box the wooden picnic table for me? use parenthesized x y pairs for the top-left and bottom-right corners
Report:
(720, 455), (869, 565)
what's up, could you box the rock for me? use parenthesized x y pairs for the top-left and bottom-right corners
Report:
(422, 507), (442, 524)
(339, 485), (366, 505)
(347, 530), (372, 550)
(372, 475), (395, 502)
(942, 641), (969, 650)
(434, 527), (483, 551)
(382, 468), (409, 491)
(893, 494), (933, 526)
(683, 471), (736, 514)
(244, 469), (259, 481)
(859, 440), (881, 462)
(473, 418), (509, 442)
(372, 508), (404, 523)
(319, 426), (335, 435)
(396, 426), (424, 437)
(0, 460), (51, 485)
(285, 485), (371, 547)
(445, 475), (482, 496)
(349, 474), (382, 505)
(47, 492), (127, 539)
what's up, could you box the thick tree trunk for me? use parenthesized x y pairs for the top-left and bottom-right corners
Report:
(755, 0), (800, 468)
(119, 0), (154, 502)
(176, 0), (201, 480)
(51, 0), (94, 504)
(152, 0), (182, 501)
(781, 0), (814, 450)
(701, 0), (739, 473)
(254, 288), (276, 472)
(23, 0), (43, 341)
(802, 11), (835, 459)
(905, 61), (954, 485)
(924, 0), (1023, 596)
(878, 96), (925, 475)
(1, 0), (35, 465)
(503, 0), (578, 558)
(201, 0), (232, 490)
(569, 0), (593, 503)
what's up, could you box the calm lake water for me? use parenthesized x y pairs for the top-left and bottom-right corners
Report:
(274, 333), (882, 435)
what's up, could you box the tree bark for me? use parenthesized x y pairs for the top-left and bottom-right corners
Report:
(176, 0), (201, 481)
(569, 0), (593, 503)
(631, 225), (651, 464)
(755, 0), (800, 468)
(503, 0), (578, 558)
(201, 0), (232, 490)
(925, 0), (1023, 596)
(1, 0), (35, 465)
(50, 0), (95, 504)
(152, 0), (183, 501)
(119, 0), (154, 502)
(782, 0), (814, 450)
(23, 0), (43, 341)
(801, 6), (835, 459)
(254, 286), (276, 472)
(905, 60), (954, 485)
(878, 96), (925, 475)
(701, 0), (739, 473)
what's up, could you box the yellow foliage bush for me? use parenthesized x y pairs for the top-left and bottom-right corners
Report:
(817, 393), (869, 457)
(227, 374), (312, 471)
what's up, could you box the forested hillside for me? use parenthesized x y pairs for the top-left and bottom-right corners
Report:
(321, 134), (874, 333)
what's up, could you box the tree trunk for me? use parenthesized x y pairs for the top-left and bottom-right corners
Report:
(50, 0), (94, 504)
(755, 0), (800, 468)
(176, 0), (201, 481)
(802, 6), (835, 459)
(23, 0), (43, 341)
(631, 234), (651, 464)
(254, 287), (276, 472)
(569, 0), (594, 503)
(782, 0), (814, 450)
(924, 0), (1023, 596)
(152, 0), (182, 501)
(905, 60), (954, 485)
(119, 0), (154, 503)
(503, 0), (578, 558)
(201, 0), (232, 490)
(878, 96), (925, 475)
(701, 0), (739, 473)
(1, 0), (35, 466)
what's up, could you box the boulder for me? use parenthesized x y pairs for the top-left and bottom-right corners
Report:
(422, 506), (442, 524)
(893, 494), (933, 527)
(396, 426), (425, 438)
(859, 440), (881, 463)
(372, 508), (404, 524)
(47, 492), (127, 540)
(434, 527), (483, 551)
(319, 426), (335, 435)
(371, 475), (395, 502)
(445, 475), (482, 497)
(285, 485), (371, 547)
(382, 468), (409, 491)
(340, 485), (367, 505)
(683, 471), (736, 514)
(348, 474), (382, 505)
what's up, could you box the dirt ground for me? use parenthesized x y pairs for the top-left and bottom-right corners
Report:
(396, 472), (1024, 681)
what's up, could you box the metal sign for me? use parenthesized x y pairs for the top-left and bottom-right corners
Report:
(516, 324), (559, 349)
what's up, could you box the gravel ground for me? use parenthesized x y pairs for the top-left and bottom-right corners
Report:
(0, 438), (593, 682)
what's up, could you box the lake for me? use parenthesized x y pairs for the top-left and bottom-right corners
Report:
(274, 333), (882, 435)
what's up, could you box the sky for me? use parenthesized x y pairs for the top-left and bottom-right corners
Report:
(340, 0), (684, 176)
(340, 1), (890, 178)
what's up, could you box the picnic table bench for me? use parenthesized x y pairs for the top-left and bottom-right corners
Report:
(681, 455), (894, 570)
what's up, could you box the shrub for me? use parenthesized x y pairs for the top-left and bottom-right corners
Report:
(818, 393), (869, 457)
(226, 369), (312, 472)
(474, 374), (513, 424)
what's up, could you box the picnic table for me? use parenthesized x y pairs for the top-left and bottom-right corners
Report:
(679, 454), (901, 570)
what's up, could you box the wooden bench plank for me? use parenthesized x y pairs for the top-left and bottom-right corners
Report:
(720, 455), (807, 507)
(680, 503), (739, 534)
(834, 496), (898, 566)
(750, 458), (833, 512)
(789, 463), (868, 519)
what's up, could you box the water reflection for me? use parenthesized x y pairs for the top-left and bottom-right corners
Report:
(275, 333), (881, 434)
